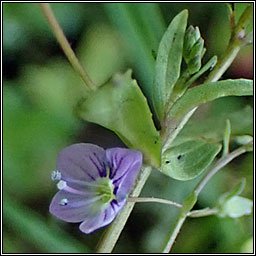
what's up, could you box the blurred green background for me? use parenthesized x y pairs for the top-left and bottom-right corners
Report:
(3, 3), (253, 253)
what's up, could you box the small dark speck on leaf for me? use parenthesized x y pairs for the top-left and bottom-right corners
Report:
(177, 155), (182, 160)
(165, 160), (170, 164)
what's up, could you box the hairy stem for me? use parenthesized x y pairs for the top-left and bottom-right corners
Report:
(187, 207), (218, 218)
(39, 3), (96, 91)
(95, 165), (152, 253)
(163, 212), (187, 253)
(194, 144), (248, 196)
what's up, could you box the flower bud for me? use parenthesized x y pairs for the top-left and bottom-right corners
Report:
(194, 26), (201, 41)
(183, 25), (205, 72)
(187, 55), (201, 74)
(183, 25), (197, 61)
(189, 38), (204, 60)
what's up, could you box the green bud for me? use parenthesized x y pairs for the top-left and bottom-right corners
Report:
(194, 26), (201, 41)
(214, 179), (253, 218)
(217, 196), (253, 218)
(188, 55), (201, 74)
(183, 25), (197, 62)
(234, 135), (253, 146)
(183, 26), (203, 63)
(189, 38), (204, 60)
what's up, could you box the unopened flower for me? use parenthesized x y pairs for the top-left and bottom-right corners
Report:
(49, 143), (142, 234)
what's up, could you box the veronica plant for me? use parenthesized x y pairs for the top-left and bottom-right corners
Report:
(40, 3), (253, 253)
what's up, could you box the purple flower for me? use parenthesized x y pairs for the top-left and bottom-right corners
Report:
(49, 143), (142, 234)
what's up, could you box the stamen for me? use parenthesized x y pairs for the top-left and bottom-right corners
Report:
(57, 180), (67, 190)
(59, 198), (68, 206)
(64, 178), (102, 188)
(63, 185), (93, 196)
(57, 180), (97, 196)
(51, 170), (62, 181)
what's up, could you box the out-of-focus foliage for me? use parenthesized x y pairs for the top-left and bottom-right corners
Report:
(3, 3), (253, 253)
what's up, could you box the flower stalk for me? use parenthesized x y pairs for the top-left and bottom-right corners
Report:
(39, 3), (96, 91)
(127, 197), (182, 208)
(95, 165), (151, 253)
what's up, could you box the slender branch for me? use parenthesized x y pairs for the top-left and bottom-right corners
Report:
(127, 197), (182, 208)
(162, 212), (186, 253)
(162, 143), (250, 253)
(127, 197), (218, 217)
(193, 145), (247, 196)
(187, 207), (218, 218)
(95, 165), (152, 253)
(39, 3), (96, 91)
(204, 41), (240, 83)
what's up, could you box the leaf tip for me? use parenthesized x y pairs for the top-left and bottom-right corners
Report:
(181, 9), (189, 17)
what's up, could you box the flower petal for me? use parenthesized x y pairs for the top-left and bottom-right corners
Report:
(57, 143), (107, 182)
(79, 199), (126, 234)
(49, 190), (101, 223)
(106, 148), (143, 196)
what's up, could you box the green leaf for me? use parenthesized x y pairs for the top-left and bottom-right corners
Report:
(182, 192), (197, 214)
(235, 3), (253, 33)
(153, 9), (188, 121)
(76, 70), (161, 167)
(217, 196), (253, 218)
(160, 139), (221, 180)
(167, 79), (253, 122)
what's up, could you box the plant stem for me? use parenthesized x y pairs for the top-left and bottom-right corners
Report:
(162, 144), (250, 253)
(163, 211), (187, 253)
(193, 145), (247, 196)
(95, 165), (152, 253)
(187, 207), (218, 218)
(204, 41), (240, 83)
(39, 3), (96, 91)
(127, 197), (182, 208)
